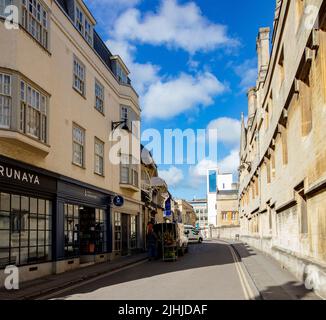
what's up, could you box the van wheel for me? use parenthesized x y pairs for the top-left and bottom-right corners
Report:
(198, 238), (203, 244)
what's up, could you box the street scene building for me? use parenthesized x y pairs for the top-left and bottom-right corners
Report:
(0, 0), (325, 302)
(188, 198), (208, 230)
(239, 0), (326, 298)
(0, 0), (142, 284)
(174, 199), (196, 227)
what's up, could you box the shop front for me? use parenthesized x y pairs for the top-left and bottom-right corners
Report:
(113, 199), (143, 258)
(0, 155), (113, 284)
(0, 156), (57, 284)
(55, 180), (112, 269)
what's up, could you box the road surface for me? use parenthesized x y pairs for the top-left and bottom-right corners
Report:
(44, 241), (259, 300)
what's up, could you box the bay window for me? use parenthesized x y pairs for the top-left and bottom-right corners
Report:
(120, 105), (140, 137)
(20, 81), (48, 143)
(0, 73), (11, 128)
(120, 154), (139, 188)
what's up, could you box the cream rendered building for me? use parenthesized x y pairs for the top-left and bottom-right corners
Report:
(239, 0), (326, 298)
(0, 0), (142, 285)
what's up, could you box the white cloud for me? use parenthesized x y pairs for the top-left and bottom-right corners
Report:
(189, 159), (218, 180)
(107, 39), (160, 95)
(234, 58), (257, 92)
(207, 117), (241, 145)
(142, 72), (226, 120)
(85, 0), (142, 28)
(217, 149), (239, 174)
(158, 166), (184, 187)
(112, 0), (239, 54)
(189, 148), (239, 183)
(107, 40), (226, 113)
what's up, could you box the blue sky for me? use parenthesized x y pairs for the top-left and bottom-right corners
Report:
(85, 0), (275, 200)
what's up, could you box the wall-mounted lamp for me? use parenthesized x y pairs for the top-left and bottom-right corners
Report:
(111, 120), (129, 132)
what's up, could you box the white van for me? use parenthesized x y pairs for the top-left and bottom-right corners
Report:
(184, 225), (204, 243)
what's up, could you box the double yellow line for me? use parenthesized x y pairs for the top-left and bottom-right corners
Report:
(228, 245), (256, 300)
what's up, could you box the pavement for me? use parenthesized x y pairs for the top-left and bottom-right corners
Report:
(0, 240), (321, 300)
(0, 253), (148, 300)
(220, 239), (320, 300)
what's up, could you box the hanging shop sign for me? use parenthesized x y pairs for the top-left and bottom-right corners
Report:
(164, 197), (172, 217)
(113, 195), (124, 207)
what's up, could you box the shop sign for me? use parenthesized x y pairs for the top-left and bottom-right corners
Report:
(84, 190), (99, 200)
(0, 159), (57, 193)
(164, 197), (172, 217)
(113, 195), (124, 207)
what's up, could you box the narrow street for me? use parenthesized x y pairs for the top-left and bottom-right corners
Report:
(38, 241), (318, 301)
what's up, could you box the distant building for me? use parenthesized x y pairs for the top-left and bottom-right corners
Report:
(206, 169), (234, 227)
(175, 199), (196, 227)
(207, 168), (218, 226)
(216, 189), (239, 229)
(188, 199), (208, 230)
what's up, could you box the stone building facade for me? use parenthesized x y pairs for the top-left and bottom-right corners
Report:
(0, 0), (142, 285)
(239, 0), (326, 298)
(216, 190), (239, 229)
(175, 199), (197, 227)
(141, 146), (168, 240)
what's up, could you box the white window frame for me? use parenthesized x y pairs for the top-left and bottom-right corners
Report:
(94, 137), (104, 176)
(20, 80), (47, 142)
(95, 79), (104, 114)
(21, 0), (49, 49)
(116, 63), (128, 85)
(84, 18), (93, 45)
(72, 124), (85, 167)
(75, 5), (84, 34)
(0, 73), (11, 129)
(75, 3), (93, 45)
(120, 105), (139, 137)
(73, 56), (85, 96)
(120, 154), (139, 187)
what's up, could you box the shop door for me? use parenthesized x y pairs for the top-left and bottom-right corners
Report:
(80, 207), (96, 255)
(121, 214), (129, 256)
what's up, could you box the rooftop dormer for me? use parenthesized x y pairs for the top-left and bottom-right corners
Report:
(110, 55), (131, 85)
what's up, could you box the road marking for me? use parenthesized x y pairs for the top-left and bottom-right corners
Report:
(35, 260), (148, 300)
(228, 245), (255, 300)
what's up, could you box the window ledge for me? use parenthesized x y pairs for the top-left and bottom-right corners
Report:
(120, 183), (139, 192)
(73, 86), (86, 99)
(0, 129), (50, 156)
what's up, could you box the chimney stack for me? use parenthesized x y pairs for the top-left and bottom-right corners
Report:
(256, 27), (270, 83)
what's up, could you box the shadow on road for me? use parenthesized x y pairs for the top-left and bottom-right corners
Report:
(55, 241), (258, 300)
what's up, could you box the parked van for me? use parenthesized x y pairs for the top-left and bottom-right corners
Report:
(184, 225), (204, 243)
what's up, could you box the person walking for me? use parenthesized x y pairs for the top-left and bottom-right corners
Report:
(147, 223), (158, 261)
